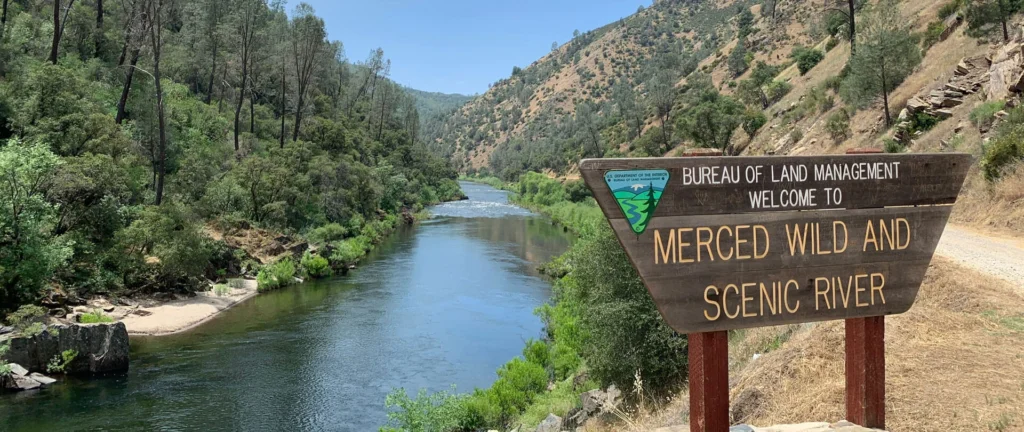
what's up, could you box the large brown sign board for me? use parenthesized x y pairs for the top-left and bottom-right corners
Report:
(580, 154), (971, 333)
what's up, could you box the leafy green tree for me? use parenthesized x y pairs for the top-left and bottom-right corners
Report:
(646, 72), (676, 152)
(737, 6), (755, 37)
(791, 46), (825, 75)
(966, 0), (1023, 41)
(0, 139), (72, 309)
(728, 38), (750, 77)
(678, 75), (745, 152)
(742, 109), (768, 138)
(841, 0), (922, 127)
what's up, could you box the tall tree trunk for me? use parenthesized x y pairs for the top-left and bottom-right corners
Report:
(848, 0), (856, 55)
(880, 64), (891, 128)
(234, 62), (249, 151)
(217, 68), (226, 112)
(292, 91), (304, 142)
(115, 49), (141, 124)
(149, 0), (167, 206)
(95, 0), (103, 57)
(2, 0), (9, 34)
(50, 0), (61, 64)
(1000, 9), (1010, 41)
(249, 92), (255, 134)
(117, 37), (128, 66)
(205, 44), (218, 104)
(377, 87), (388, 140)
(279, 59), (287, 149)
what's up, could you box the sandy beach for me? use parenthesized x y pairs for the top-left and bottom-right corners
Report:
(120, 279), (259, 336)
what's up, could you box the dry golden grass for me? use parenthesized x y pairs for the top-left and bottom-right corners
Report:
(953, 162), (1024, 237)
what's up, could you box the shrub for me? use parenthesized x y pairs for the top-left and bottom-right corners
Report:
(227, 278), (246, 289)
(983, 125), (1024, 180)
(765, 81), (793, 105)
(6, 305), (48, 335)
(742, 109), (768, 138)
(329, 239), (366, 266)
(79, 310), (115, 324)
(46, 349), (78, 374)
(306, 223), (348, 245)
(792, 46), (825, 75)
(911, 111), (940, 133)
(923, 20), (946, 48)
(824, 75), (844, 91)
(938, 0), (963, 19)
(300, 251), (333, 279)
(790, 129), (804, 143)
(489, 358), (549, 423)
(213, 284), (231, 297)
(970, 101), (1006, 130)
(257, 259), (297, 292)
(884, 139), (906, 153)
(826, 110), (851, 142)
(383, 387), (467, 432)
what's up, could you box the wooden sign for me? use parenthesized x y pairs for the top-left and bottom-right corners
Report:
(580, 154), (971, 334)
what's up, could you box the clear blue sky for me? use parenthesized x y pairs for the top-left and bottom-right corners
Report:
(298, 0), (647, 95)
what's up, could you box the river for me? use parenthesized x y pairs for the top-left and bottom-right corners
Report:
(0, 182), (573, 432)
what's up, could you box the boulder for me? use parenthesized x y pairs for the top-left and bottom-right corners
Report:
(2, 375), (42, 391)
(9, 363), (29, 377)
(934, 109), (954, 119)
(906, 97), (930, 113)
(535, 414), (562, 432)
(0, 326), (13, 336)
(3, 323), (130, 376)
(28, 373), (57, 386)
(930, 96), (963, 108)
(897, 108), (909, 122)
(956, 59), (971, 76)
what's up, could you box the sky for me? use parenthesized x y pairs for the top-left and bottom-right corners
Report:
(298, 0), (647, 96)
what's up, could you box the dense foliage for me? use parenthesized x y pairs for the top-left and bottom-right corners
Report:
(0, 0), (461, 313)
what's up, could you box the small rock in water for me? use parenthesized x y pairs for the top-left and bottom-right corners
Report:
(29, 373), (57, 386)
(4, 375), (42, 391)
(9, 363), (29, 377)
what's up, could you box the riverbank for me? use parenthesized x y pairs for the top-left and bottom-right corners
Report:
(120, 279), (259, 336)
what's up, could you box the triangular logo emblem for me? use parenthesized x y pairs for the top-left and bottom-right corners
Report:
(604, 169), (670, 235)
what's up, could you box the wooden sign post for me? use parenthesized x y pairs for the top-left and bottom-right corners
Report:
(580, 153), (971, 431)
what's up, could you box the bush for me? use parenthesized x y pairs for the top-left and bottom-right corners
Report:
(383, 387), (467, 432)
(256, 259), (297, 292)
(306, 223), (348, 245)
(825, 110), (851, 142)
(884, 139), (906, 153)
(6, 305), (48, 335)
(79, 309), (114, 324)
(300, 251), (333, 279)
(923, 20), (946, 48)
(970, 101), (1006, 130)
(911, 111), (940, 133)
(329, 238), (367, 266)
(938, 0), (963, 19)
(213, 284), (231, 297)
(792, 46), (825, 75)
(790, 129), (804, 143)
(765, 81), (793, 105)
(743, 109), (768, 138)
(228, 278), (246, 289)
(0, 343), (11, 377)
(46, 349), (78, 374)
(983, 125), (1024, 180)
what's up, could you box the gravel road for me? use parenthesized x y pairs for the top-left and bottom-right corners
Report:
(936, 225), (1024, 287)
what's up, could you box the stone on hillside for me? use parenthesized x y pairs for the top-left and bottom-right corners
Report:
(995, 110), (1010, 119)
(897, 108), (909, 122)
(906, 97), (930, 113)
(9, 363), (29, 377)
(28, 373), (57, 385)
(956, 59), (971, 75)
(534, 413), (562, 432)
(0, 326), (12, 335)
(935, 109), (954, 119)
(955, 121), (968, 133)
(3, 323), (129, 376)
(988, 58), (1021, 101)
(930, 95), (963, 108)
(945, 83), (970, 94)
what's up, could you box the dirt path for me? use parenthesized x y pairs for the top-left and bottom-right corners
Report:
(936, 225), (1024, 287)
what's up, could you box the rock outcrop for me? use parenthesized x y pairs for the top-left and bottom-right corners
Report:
(1, 364), (60, 392)
(534, 413), (562, 432)
(3, 323), (129, 376)
(896, 56), (990, 144)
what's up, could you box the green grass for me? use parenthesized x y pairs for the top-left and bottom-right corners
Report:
(79, 310), (114, 324)
(516, 375), (598, 429)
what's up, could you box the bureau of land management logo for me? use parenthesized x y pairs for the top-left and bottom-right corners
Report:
(604, 169), (670, 235)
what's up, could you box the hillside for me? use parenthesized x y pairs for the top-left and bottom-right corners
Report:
(404, 87), (474, 124)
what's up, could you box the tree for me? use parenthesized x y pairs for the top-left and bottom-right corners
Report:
(2, 0), (9, 34)
(791, 46), (825, 75)
(290, 3), (326, 141)
(613, 81), (644, 141)
(728, 38), (750, 77)
(551, 41), (558, 52)
(737, 6), (755, 37)
(145, 0), (168, 205)
(233, 0), (267, 151)
(199, 0), (227, 104)
(966, 0), (1024, 41)
(95, 0), (103, 57)
(647, 72), (676, 152)
(115, 0), (146, 124)
(842, 0), (922, 128)
(0, 139), (71, 308)
(678, 75), (745, 152)
(736, 61), (783, 108)
(575, 101), (603, 158)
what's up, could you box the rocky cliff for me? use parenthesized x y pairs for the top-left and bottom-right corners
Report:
(3, 323), (130, 376)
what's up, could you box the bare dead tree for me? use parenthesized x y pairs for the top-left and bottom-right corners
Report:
(233, 0), (265, 151)
(289, 5), (326, 141)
